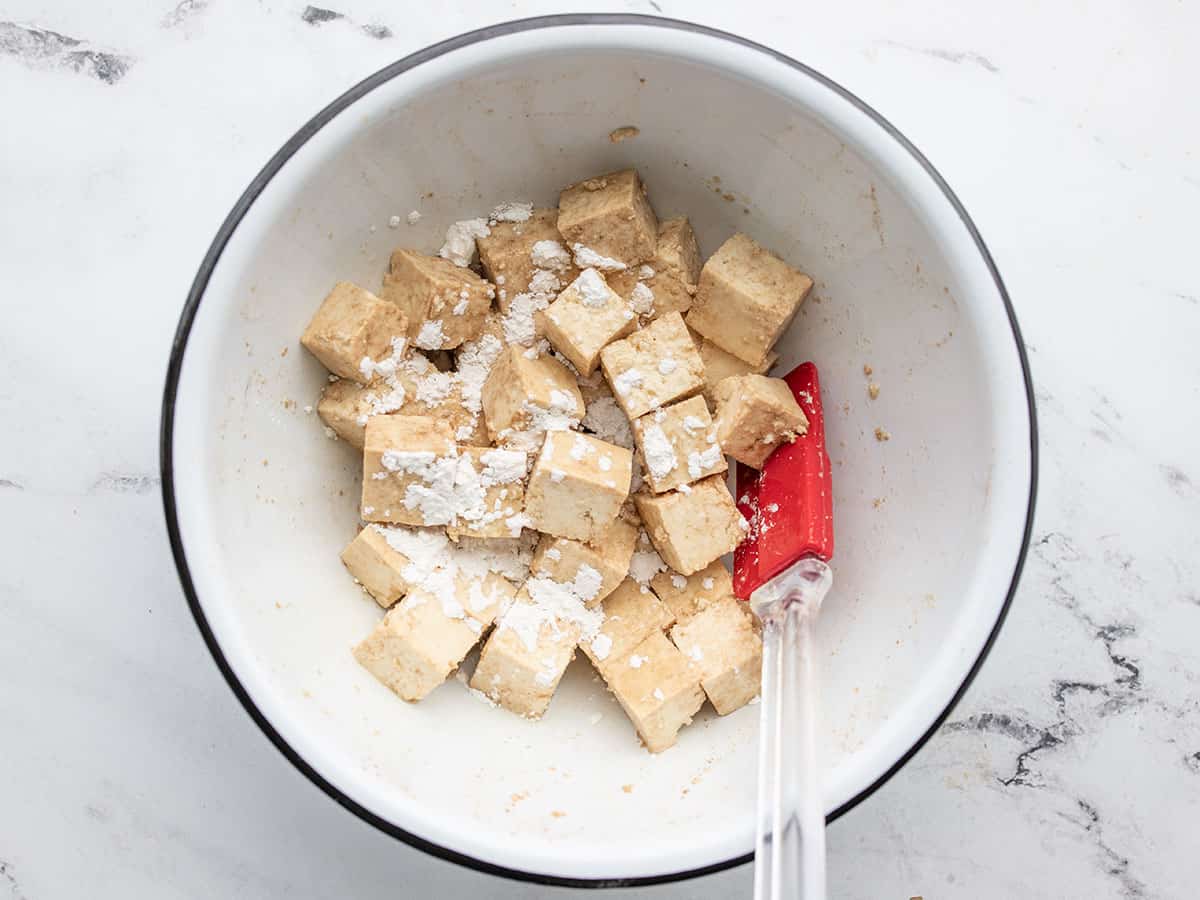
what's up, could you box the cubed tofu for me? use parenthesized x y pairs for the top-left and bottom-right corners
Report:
(470, 589), (581, 718)
(353, 572), (513, 702)
(634, 475), (747, 575)
(599, 312), (705, 419)
(670, 597), (762, 715)
(580, 578), (674, 673)
(480, 346), (584, 443)
(525, 431), (633, 541)
(477, 208), (578, 299)
(360, 416), (458, 526)
(608, 217), (701, 321)
(557, 169), (658, 267)
(381, 249), (495, 350)
(686, 233), (812, 366)
(300, 281), (409, 380)
(316, 378), (385, 448)
(691, 328), (777, 407)
(541, 269), (638, 375)
(605, 631), (705, 752)
(340, 525), (413, 607)
(713, 374), (809, 469)
(631, 395), (727, 493)
(650, 559), (734, 626)
(530, 516), (638, 605)
(447, 446), (528, 539)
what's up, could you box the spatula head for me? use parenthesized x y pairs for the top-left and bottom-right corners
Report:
(733, 362), (834, 600)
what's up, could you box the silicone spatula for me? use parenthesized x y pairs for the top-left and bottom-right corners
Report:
(734, 362), (834, 900)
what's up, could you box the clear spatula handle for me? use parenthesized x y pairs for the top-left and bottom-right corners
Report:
(750, 556), (833, 900)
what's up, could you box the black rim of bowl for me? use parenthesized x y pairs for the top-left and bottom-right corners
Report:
(159, 12), (1039, 889)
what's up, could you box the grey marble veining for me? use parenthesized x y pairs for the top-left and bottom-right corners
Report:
(1, 1), (1197, 898)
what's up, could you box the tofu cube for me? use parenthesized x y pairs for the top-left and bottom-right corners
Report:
(447, 447), (528, 540)
(713, 374), (809, 469)
(381, 249), (494, 350)
(340, 525), (413, 607)
(300, 281), (409, 381)
(691, 328), (777, 407)
(634, 475), (747, 574)
(360, 416), (458, 526)
(686, 233), (813, 366)
(670, 597), (762, 715)
(599, 312), (705, 419)
(631, 395), (727, 493)
(557, 169), (658, 267)
(477, 207), (579, 299)
(530, 515), (638, 605)
(525, 431), (633, 540)
(469, 589), (581, 718)
(353, 572), (514, 701)
(605, 631), (705, 752)
(650, 559), (734, 626)
(480, 346), (584, 443)
(580, 578), (674, 673)
(608, 216), (702, 321)
(316, 378), (383, 448)
(541, 269), (638, 375)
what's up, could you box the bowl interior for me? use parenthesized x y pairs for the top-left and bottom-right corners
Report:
(168, 21), (1032, 882)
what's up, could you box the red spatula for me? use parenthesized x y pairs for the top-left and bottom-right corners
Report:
(734, 362), (833, 900)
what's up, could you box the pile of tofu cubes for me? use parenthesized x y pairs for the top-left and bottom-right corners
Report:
(300, 169), (813, 753)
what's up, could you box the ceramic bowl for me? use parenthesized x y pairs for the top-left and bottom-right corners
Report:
(161, 14), (1036, 887)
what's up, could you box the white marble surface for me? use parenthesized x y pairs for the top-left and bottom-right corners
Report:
(1, 1), (1197, 897)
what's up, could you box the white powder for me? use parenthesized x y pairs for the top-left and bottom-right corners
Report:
(702, 577), (715, 591)
(496, 275), (506, 285)
(630, 282), (655, 315)
(570, 433), (594, 460)
(657, 357), (678, 376)
(641, 424), (678, 481)
(681, 415), (706, 436)
(373, 525), (518, 619)
(454, 331), (504, 433)
(688, 443), (723, 479)
(628, 655), (645, 669)
(414, 369), (453, 406)
(572, 268), (611, 307)
(549, 389), (580, 415)
(589, 712), (603, 725)
(590, 632), (613, 661)
(500, 269), (558, 347)
(501, 568), (605, 652)
(452, 298), (469, 315)
(534, 659), (558, 687)
(388, 215), (401, 228)
(582, 394), (634, 450)
(546, 547), (562, 561)
(598, 455), (613, 472)
(653, 688), (665, 701)
(671, 574), (687, 590)
(677, 482), (691, 494)
(415, 319), (446, 350)
(438, 218), (490, 267)
(629, 546), (667, 584)
(613, 368), (644, 397)
(358, 335), (407, 383)
(689, 644), (704, 661)
(550, 468), (566, 483)
(303, 405), (313, 414)
(572, 243), (627, 271)
(639, 264), (655, 279)
(531, 239), (572, 271)
(479, 449), (527, 485)
(767, 503), (780, 513)
(489, 201), (533, 224)
(380, 449), (438, 474)
(406, 210), (422, 225)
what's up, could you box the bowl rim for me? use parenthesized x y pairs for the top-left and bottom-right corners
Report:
(159, 11), (1038, 889)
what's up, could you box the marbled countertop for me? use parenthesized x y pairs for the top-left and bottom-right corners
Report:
(2, 1), (1197, 897)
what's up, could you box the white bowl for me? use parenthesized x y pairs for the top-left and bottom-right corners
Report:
(161, 14), (1036, 887)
